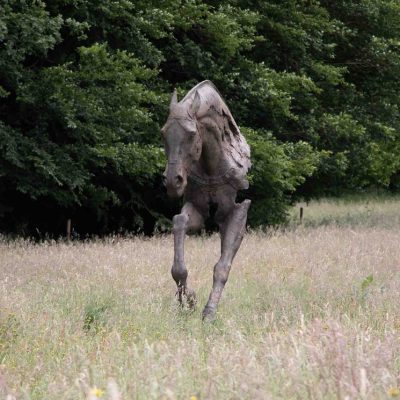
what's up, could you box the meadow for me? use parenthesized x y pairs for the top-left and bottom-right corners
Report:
(1, 197), (399, 399)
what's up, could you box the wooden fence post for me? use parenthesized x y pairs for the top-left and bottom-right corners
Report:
(299, 207), (304, 224)
(66, 219), (71, 241)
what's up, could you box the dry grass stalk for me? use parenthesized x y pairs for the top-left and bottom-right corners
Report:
(0, 199), (399, 399)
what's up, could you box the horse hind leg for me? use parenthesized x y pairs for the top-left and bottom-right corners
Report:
(202, 199), (251, 322)
(171, 202), (204, 309)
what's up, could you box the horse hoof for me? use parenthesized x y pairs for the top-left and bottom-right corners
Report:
(185, 288), (197, 310)
(202, 306), (216, 322)
(175, 289), (184, 307)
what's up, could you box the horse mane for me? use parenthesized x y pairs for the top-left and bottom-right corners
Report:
(181, 81), (251, 179)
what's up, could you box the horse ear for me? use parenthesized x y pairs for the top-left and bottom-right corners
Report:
(189, 91), (201, 117)
(169, 89), (178, 111)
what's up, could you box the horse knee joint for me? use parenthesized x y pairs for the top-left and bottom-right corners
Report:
(171, 264), (188, 286)
(173, 214), (188, 232)
(213, 261), (231, 286)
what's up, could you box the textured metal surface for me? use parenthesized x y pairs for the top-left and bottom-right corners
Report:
(162, 80), (251, 321)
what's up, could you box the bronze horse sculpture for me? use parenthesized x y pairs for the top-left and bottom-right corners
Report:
(161, 80), (251, 321)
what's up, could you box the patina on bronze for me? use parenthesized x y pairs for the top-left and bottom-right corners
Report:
(161, 81), (251, 321)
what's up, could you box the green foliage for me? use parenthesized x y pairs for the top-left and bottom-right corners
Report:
(245, 128), (318, 225)
(0, 0), (63, 87)
(1, 0), (400, 234)
(83, 296), (113, 333)
(361, 274), (374, 292)
(0, 312), (20, 357)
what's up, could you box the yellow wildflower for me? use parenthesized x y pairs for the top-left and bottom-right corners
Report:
(90, 387), (104, 398)
(388, 387), (400, 397)
(190, 396), (198, 400)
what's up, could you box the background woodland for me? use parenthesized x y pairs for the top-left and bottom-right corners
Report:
(1, 0), (400, 235)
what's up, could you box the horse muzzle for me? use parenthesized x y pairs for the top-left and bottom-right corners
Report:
(163, 169), (187, 198)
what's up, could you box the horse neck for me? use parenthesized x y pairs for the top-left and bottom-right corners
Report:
(182, 85), (230, 178)
(195, 118), (228, 178)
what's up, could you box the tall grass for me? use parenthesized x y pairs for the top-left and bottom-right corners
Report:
(0, 198), (399, 399)
(290, 194), (400, 228)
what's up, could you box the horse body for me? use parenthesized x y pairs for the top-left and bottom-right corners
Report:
(181, 81), (250, 184)
(162, 81), (251, 321)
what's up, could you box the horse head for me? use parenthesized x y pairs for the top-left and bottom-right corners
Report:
(161, 89), (202, 198)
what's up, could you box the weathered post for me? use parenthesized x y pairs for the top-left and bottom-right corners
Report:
(300, 207), (304, 224)
(66, 219), (72, 241)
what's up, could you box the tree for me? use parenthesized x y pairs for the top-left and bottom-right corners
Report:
(1, 0), (399, 235)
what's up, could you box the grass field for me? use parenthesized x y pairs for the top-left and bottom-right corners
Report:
(1, 197), (399, 399)
(289, 194), (400, 228)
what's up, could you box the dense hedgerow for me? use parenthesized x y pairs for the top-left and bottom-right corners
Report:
(1, 0), (399, 234)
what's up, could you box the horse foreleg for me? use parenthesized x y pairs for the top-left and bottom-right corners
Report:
(171, 202), (204, 309)
(202, 199), (251, 321)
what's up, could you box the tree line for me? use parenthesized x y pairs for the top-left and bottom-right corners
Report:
(1, 0), (399, 236)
